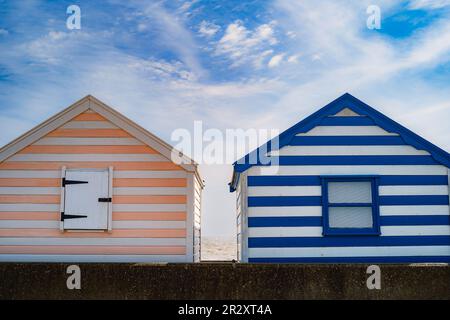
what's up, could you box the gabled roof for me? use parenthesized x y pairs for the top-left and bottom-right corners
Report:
(0, 95), (201, 178)
(230, 93), (450, 191)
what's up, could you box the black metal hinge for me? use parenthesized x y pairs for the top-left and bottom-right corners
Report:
(98, 197), (112, 203)
(61, 212), (88, 221)
(62, 178), (88, 187)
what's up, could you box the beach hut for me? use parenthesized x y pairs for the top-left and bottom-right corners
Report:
(230, 93), (450, 263)
(0, 95), (203, 263)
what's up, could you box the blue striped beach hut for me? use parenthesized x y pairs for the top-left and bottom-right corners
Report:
(229, 93), (450, 263)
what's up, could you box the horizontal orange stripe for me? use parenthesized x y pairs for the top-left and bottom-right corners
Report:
(0, 162), (182, 170)
(20, 145), (157, 154)
(0, 212), (59, 220)
(113, 178), (186, 187)
(113, 212), (186, 221)
(0, 245), (185, 255)
(0, 229), (186, 238)
(72, 113), (107, 121)
(47, 129), (131, 137)
(113, 195), (186, 204)
(0, 178), (60, 187)
(0, 195), (59, 204)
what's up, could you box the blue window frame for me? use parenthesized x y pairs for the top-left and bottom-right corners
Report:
(321, 176), (381, 236)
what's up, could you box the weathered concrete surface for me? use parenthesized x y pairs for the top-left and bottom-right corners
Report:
(0, 263), (448, 299)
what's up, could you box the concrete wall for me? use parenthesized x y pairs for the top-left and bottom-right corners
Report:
(0, 263), (449, 299)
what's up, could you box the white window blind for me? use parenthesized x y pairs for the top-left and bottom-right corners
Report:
(329, 207), (373, 228)
(328, 181), (372, 203)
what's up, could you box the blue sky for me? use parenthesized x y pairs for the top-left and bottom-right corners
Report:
(1, 0), (450, 237)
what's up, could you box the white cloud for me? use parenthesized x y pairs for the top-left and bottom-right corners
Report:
(130, 2), (207, 79)
(286, 31), (296, 39)
(198, 21), (220, 37)
(287, 54), (299, 63)
(268, 53), (284, 67)
(408, 0), (450, 9)
(215, 20), (278, 67)
(0, 29), (8, 36)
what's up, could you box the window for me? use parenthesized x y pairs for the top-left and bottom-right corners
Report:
(321, 176), (380, 236)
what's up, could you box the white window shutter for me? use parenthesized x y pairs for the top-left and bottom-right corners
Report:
(63, 169), (110, 230)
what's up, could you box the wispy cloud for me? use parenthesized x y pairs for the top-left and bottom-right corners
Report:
(215, 20), (278, 68)
(267, 53), (284, 67)
(408, 0), (450, 10)
(198, 21), (220, 37)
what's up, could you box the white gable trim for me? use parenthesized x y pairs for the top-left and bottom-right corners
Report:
(333, 108), (360, 116)
(0, 95), (199, 175)
(0, 97), (90, 162)
(88, 96), (196, 173)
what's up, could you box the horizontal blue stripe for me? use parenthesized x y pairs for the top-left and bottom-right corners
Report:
(381, 215), (450, 226)
(248, 256), (450, 263)
(248, 196), (321, 207)
(248, 236), (450, 248)
(248, 216), (450, 227)
(248, 176), (321, 186)
(249, 217), (322, 227)
(379, 175), (448, 185)
(289, 136), (406, 146)
(379, 195), (449, 206)
(247, 175), (448, 186)
(319, 116), (374, 126)
(248, 195), (449, 207)
(234, 155), (437, 173)
(272, 156), (437, 165)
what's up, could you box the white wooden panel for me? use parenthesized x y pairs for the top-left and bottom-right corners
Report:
(0, 220), (59, 228)
(248, 206), (322, 217)
(272, 145), (429, 156)
(380, 185), (449, 196)
(0, 204), (60, 212)
(248, 186), (321, 197)
(113, 187), (187, 195)
(0, 255), (187, 263)
(333, 108), (360, 116)
(113, 171), (187, 178)
(380, 205), (450, 216)
(250, 165), (448, 176)
(248, 226), (450, 237)
(0, 237), (186, 246)
(112, 204), (186, 212)
(60, 121), (118, 129)
(0, 171), (61, 178)
(0, 220), (187, 230)
(246, 185), (448, 198)
(0, 187), (60, 195)
(249, 246), (450, 258)
(8, 154), (168, 162)
(34, 137), (144, 145)
(248, 205), (450, 217)
(64, 169), (109, 230)
(382, 225), (450, 236)
(112, 221), (186, 229)
(296, 126), (398, 136)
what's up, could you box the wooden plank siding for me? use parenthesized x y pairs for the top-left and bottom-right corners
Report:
(193, 175), (202, 262)
(238, 111), (450, 263)
(0, 110), (194, 262)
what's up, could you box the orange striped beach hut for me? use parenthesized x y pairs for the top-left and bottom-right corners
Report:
(0, 95), (203, 263)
